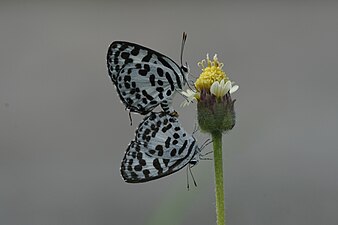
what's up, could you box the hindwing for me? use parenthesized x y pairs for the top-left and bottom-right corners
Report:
(120, 112), (199, 183)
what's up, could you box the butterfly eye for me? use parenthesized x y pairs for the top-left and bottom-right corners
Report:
(189, 160), (198, 165)
(181, 66), (189, 73)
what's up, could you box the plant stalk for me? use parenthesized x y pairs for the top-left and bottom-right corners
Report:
(212, 131), (225, 225)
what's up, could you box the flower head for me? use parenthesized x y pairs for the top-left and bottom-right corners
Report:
(184, 54), (239, 133)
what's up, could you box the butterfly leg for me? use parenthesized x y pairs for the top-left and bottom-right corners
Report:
(128, 111), (133, 126)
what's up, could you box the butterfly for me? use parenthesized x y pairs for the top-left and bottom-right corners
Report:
(107, 33), (189, 115)
(120, 112), (200, 183)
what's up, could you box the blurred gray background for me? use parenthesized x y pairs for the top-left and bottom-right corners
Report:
(1, 1), (338, 225)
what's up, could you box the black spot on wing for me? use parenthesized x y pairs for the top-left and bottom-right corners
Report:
(138, 69), (147, 76)
(165, 72), (175, 91)
(131, 47), (140, 56)
(170, 148), (177, 157)
(178, 140), (188, 155)
(166, 89), (172, 96)
(165, 137), (171, 148)
(149, 149), (156, 155)
(131, 172), (138, 179)
(155, 145), (164, 156)
(118, 43), (128, 51)
(144, 64), (150, 71)
(121, 52), (130, 59)
(142, 90), (154, 100)
(149, 74), (156, 86)
(124, 75), (131, 82)
(158, 57), (182, 89)
(156, 87), (164, 93)
(134, 165), (142, 171)
(143, 169), (150, 178)
(153, 159), (163, 174)
(161, 123), (172, 133)
(142, 52), (152, 62)
(157, 68), (164, 77)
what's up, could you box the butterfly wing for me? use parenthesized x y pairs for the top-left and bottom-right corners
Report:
(107, 41), (186, 114)
(115, 63), (177, 114)
(120, 112), (199, 183)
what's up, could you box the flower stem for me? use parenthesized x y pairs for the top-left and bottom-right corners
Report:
(212, 131), (225, 225)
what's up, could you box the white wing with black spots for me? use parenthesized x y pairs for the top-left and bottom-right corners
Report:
(120, 112), (200, 183)
(107, 41), (189, 115)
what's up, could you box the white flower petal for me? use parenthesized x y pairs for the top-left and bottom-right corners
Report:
(210, 81), (220, 96)
(230, 85), (239, 94)
(211, 80), (232, 98)
(220, 79), (225, 86)
(211, 79), (239, 98)
(219, 87), (227, 97)
(224, 81), (231, 93)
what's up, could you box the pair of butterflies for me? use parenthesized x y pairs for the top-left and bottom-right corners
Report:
(107, 33), (202, 183)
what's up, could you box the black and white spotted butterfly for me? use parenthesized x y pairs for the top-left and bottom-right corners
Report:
(107, 33), (189, 115)
(120, 112), (201, 183)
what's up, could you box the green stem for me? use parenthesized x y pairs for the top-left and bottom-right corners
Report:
(212, 131), (225, 225)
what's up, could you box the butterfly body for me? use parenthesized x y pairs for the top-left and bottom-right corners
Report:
(107, 41), (188, 115)
(120, 112), (200, 183)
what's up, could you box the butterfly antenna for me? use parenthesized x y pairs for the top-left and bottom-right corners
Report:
(179, 32), (194, 93)
(180, 32), (187, 67)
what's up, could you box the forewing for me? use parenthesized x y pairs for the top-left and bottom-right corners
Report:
(120, 113), (198, 183)
(107, 42), (184, 114)
(107, 41), (183, 88)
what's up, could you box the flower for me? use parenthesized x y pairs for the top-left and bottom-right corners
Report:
(181, 54), (239, 225)
(191, 54), (239, 133)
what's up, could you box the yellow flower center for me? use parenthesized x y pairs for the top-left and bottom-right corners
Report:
(195, 54), (229, 91)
